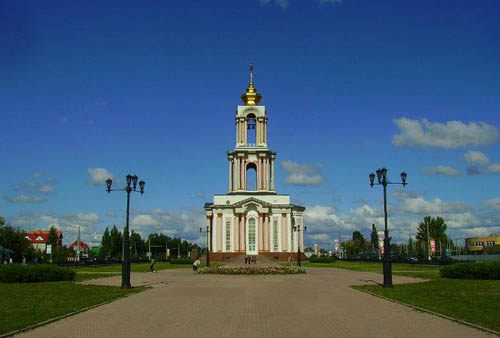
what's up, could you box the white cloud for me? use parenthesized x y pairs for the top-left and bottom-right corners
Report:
(392, 118), (498, 149)
(131, 214), (160, 227)
(484, 163), (500, 174)
(87, 168), (114, 186)
(39, 185), (56, 194)
(4, 194), (45, 203)
(483, 198), (500, 210)
(282, 160), (325, 186)
(463, 150), (489, 166)
(421, 165), (461, 177)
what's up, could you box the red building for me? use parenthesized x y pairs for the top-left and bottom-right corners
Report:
(26, 230), (63, 252)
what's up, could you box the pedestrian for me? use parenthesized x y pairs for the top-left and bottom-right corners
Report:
(192, 259), (200, 272)
(245, 256), (248, 264)
(150, 258), (156, 272)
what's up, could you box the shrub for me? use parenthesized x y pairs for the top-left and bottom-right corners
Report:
(309, 255), (335, 263)
(170, 258), (194, 265)
(440, 262), (500, 280)
(0, 264), (76, 283)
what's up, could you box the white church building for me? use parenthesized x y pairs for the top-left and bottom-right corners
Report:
(204, 65), (305, 261)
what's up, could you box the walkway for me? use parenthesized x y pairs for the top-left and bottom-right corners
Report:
(16, 268), (490, 338)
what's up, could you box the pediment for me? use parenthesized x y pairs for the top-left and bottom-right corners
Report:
(233, 197), (271, 208)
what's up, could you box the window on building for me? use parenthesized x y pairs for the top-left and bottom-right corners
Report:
(226, 222), (231, 251)
(273, 221), (278, 250)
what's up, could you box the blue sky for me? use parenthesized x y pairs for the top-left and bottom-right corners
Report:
(2, 0), (500, 247)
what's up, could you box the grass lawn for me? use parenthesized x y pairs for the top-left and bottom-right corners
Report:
(286, 261), (441, 279)
(75, 273), (121, 282)
(0, 282), (144, 335)
(72, 262), (192, 273)
(301, 260), (499, 332)
(354, 279), (500, 332)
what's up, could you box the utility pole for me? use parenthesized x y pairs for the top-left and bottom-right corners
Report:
(426, 222), (431, 261)
(77, 225), (81, 263)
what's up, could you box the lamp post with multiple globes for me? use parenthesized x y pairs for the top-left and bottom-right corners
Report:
(293, 224), (307, 267)
(106, 175), (145, 289)
(369, 168), (407, 288)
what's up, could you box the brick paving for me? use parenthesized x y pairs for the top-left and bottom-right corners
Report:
(15, 268), (492, 338)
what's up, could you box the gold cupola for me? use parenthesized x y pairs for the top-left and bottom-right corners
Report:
(241, 62), (262, 106)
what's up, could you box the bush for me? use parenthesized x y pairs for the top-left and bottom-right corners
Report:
(0, 264), (76, 283)
(308, 255), (335, 263)
(170, 258), (194, 265)
(440, 262), (500, 280)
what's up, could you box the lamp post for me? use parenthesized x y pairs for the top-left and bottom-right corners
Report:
(106, 175), (145, 289)
(293, 224), (307, 267)
(200, 226), (211, 267)
(369, 168), (407, 288)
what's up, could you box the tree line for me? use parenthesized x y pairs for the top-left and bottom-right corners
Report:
(98, 225), (201, 261)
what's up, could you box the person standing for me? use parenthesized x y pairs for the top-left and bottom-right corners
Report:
(150, 258), (156, 272)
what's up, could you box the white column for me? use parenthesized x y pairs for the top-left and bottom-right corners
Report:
(243, 159), (246, 190)
(271, 158), (275, 190)
(244, 120), (247, 145)
(229, 159), (232, 192)
(287, 214), (292, 252)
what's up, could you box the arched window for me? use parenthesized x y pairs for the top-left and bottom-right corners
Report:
(246, 162), (257, 191)
(246, 113), (256, 145)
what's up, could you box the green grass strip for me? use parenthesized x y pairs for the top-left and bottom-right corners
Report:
(0, 282), (144, 335)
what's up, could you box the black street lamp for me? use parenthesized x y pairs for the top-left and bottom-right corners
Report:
(293, 224), (307, 267)
(200, 225), (211, 267)
(106, 175), (145, 289)
(369, 168), (407, 288)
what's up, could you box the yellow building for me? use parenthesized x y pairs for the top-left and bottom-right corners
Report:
(465, 234), (500, 253)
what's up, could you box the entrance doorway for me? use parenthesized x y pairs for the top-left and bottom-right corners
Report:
(247, 218), (257, 255)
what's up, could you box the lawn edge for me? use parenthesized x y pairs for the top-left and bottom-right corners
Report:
(353, 286), (500, 336)
(0, 286), (147, 338)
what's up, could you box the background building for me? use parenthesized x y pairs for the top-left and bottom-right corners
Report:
(26, 230), (63, 252)
(465, 234), (500, 254)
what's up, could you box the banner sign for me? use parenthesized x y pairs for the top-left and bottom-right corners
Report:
(430, 238), (436, 253)
(377, 231), (385, 255)
(333, 240), (340, 253)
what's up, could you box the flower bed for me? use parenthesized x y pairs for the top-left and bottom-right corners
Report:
(198, 265), (306, 275)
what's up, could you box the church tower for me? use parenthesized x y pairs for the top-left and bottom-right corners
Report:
(205, 64), (305, 261)
(228, 63), (276, 193)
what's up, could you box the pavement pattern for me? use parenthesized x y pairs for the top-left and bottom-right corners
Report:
(16, 268), (492, 338)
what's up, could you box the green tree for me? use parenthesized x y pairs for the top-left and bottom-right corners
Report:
(99, 227), (111, 259)
(416, 216), (448, 245)
(110, 225), (122, 258)
(47, 226), (59, 248)
(0, 224), (34, 262)
(408, 237), (415, 256)
(370, 224), (378, 250)
(130, 231), (146, 258)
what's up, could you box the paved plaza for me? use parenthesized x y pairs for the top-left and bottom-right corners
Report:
(16, 268), (491, 338)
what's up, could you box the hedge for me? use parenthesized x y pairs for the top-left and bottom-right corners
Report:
(0, 264), (76, 283)
(170, 258), (194, 265)
(309, 256), (335, 263)
(440, 262), (500, 280)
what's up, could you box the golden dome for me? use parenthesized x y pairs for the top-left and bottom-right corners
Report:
(241, 62), (262, 106)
